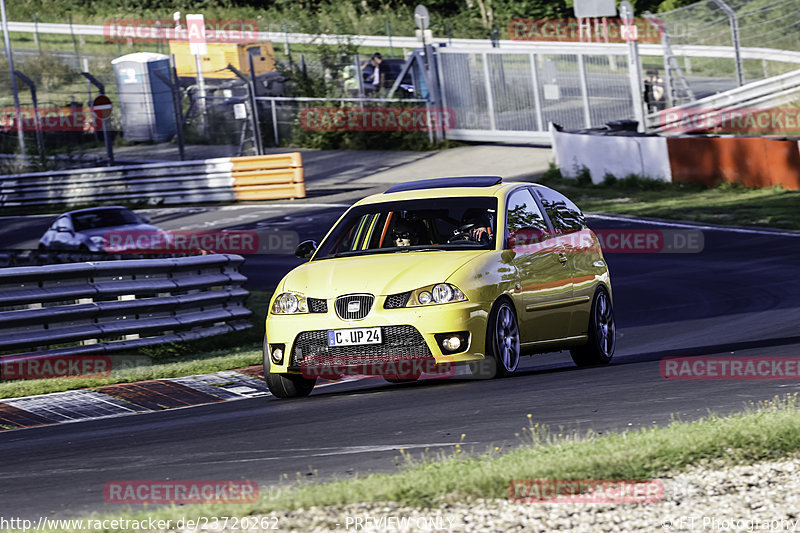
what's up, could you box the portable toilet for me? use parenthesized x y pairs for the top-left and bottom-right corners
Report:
(112, 52), (177, 142)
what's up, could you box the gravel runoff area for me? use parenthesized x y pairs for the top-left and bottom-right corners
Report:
(166, 455), (800, 532)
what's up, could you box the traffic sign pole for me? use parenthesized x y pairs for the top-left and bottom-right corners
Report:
(187, 14), (208, 136)
(620, 0), (645, 132)
(83, 76), (115, 166)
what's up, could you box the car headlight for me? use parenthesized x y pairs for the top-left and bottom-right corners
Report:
(271, 292), (309, 314)
(407, 283), (467, 307)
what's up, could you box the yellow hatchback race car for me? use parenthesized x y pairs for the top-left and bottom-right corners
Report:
(264, 176), (615, 398)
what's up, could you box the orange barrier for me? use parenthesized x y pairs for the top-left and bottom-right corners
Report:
(231, 152), (305, 200)
(666, 137), (800, 190)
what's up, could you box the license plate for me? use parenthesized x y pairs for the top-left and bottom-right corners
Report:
(327, 327), (382, 346)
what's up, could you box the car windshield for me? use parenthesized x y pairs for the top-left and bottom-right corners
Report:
(71, 209), (143, 231)
(315, 197), (498, 259)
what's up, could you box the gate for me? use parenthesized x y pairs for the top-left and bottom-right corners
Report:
(436, 46), (636, 143)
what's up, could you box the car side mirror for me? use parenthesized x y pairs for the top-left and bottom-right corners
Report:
(295, 240), (318, 259)
(142, 216), (151, 223)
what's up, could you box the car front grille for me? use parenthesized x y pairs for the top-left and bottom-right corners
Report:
(384, 291), (411, 309)
(308, 297), (328, 313)
(290, 325), (432, 367)
(334, 294), (373, 320)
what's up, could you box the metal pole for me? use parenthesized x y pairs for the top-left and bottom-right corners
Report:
(113, 17), (121, 56)
(481, 53), (496, 131)
(529, 53), (544, 131)
(620, 1), (645, 132)
(424, 100), (434, 145)
(14, 71), (43, 159)
(446, 21), (452, 46)
(83, 57), (98, 143)
(68, 14), (81, 71)
(154, 69), (185, 160)
(386, 21), (394, 58)
(172, 63), (185, 161)
(194, 54), (207, 135)
(81, 72), (114, 165)
(577, 54), (591, 128)
(283, 22), (290, 57)
(1, 0), (26, 154)
(711, 0), (743, 87)
(271, 99), (278, 146)
(248, 54), (264, 155)
(433, 51), (447, 143)
(33, 13), (41, 54)
(354, 54), (364, 98)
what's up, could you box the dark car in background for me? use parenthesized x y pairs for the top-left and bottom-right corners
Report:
(39, 206), (160, 252)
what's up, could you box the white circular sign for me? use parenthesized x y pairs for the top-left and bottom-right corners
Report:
(414, 5), (430, 30)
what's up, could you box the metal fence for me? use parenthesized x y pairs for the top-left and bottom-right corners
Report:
(437, 47), (634, 144)
(647, 0), (800, 101)
(0, 254), (251, 358)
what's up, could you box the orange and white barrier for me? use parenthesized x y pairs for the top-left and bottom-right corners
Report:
(0, 152), (305, 207)
(551, 124), (800, 190)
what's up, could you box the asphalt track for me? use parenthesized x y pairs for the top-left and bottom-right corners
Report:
(1, 208), (800, 520)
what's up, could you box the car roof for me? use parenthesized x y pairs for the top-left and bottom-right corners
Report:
(357, 178), (541, 205)
(63, 206), (130, 215)
(384, 176), (503, 193)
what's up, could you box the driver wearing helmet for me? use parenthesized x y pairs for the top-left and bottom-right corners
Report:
(391, 218), (419, 247)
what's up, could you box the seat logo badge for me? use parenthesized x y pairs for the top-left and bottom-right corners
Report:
(347, 301), (361, 313)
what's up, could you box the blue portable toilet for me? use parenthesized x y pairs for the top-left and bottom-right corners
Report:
(112, 52), (177, 142)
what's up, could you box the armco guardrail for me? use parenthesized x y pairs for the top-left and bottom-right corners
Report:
(0, 249), (191, 268)
(0, 254), (251, 358)
(0, 152), (305, 207)
(646, 68), (800, 133)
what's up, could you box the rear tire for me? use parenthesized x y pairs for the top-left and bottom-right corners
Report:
(472, 299), (520, 379)
(570, 287), (615, 367)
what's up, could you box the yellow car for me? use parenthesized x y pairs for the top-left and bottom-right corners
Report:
(264, 176), (615, 398)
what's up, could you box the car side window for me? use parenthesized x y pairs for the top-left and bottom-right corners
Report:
(53, 217), (70, 231)
(505, 189), (548, 247)
(533, 187), (585, 235)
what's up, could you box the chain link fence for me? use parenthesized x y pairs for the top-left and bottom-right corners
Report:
(648, 0), (800, 98)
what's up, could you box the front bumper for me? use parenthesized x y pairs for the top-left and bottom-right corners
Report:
(265, 299), (489, 375)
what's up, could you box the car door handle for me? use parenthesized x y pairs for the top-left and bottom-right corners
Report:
(558, 253), (568, 264)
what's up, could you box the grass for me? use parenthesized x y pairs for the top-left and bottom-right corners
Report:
(539, 165), (800, 230)
(37, 393), (800, 532)
(0, 290), (271, 400)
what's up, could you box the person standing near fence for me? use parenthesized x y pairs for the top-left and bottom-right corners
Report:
(643, 69), (666, 113)
(361, 53), (385, 96)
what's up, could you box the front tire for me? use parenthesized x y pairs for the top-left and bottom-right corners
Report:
(472, 299), (520, 379)
(266, 370), (316, 398)
(570, 287), (615, 367)
(263, 336), (316, 398)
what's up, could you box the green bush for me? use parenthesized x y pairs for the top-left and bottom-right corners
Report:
(576, 166), (593, 187)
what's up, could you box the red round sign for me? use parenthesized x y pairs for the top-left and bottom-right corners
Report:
(92, 95), (113, 120)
